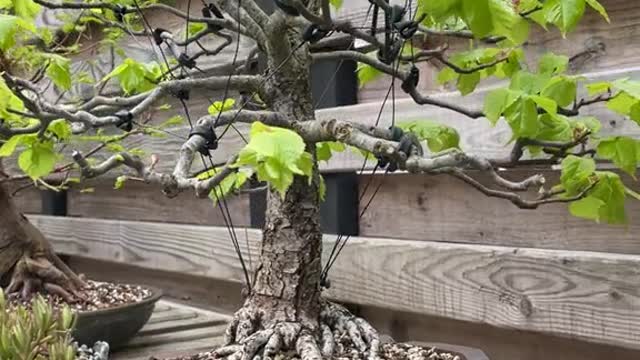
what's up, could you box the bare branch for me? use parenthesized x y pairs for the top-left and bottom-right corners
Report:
(432, 52), (511, 74)
(448, 169), (592, 209)
(297, 118), (557, 209)
(72, 150), (238, 199)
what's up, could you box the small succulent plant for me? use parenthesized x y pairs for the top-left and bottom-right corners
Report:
(0, 289), (76, 360)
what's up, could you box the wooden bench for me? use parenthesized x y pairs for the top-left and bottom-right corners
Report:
(113, 301), (230, 360)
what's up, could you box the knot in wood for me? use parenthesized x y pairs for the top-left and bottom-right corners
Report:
(334, 123), (353, 142)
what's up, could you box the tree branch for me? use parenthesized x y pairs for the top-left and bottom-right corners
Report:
(298, 118), (557, 209)
(72, 150), (238, 199)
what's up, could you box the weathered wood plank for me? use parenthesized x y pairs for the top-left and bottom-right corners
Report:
(67, 179), (251, 226)
(358, 171), (640, 254)
(30, 216), (640, 350)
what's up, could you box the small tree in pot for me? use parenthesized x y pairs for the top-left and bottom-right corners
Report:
(0, 0), (637, 359)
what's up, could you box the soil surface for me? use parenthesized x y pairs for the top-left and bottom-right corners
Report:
(161, 342), (461, 360)
(8, 280), (152, 312)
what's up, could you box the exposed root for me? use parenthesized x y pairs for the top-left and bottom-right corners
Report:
(180, 301), (381, 360)
(5, 254), (86, 303)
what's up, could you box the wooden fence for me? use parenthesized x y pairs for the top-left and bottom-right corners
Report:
(7, 1), (640, 359)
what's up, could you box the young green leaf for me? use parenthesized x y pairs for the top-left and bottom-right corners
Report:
(0, 14), (18, 51)
(329, 0), (343, 9)
(537, 53), (569, 75)
(543, 0), (586, 35)
(586, 81), (611, 96)
(356, 61), (383, 88)
(316, 141), (346, 162)
(569, 171), (627, 224)
(585, 0), (610, 22)
(18, 141), (58, 179)
(0, 136), (23, 157)
(597, 136), (640, 178)
(540, 76), (576, 107)
(47, 119), (72, 140)
(45, 55), (72, 91)
(114, 176), (127, 190)
(235, 122), (313, 197)
(560, 155), (596, 196)
(208, 99), (236, 115)
(397, 120), (460, 152)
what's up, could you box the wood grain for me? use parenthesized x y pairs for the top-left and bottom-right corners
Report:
(67, 179), (251, 226)
(357, 171), (640, 254)
(30, 215), (640, 349)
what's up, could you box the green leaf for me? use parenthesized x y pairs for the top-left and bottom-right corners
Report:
(47, 119), (71, 140)
(357, 61), (383, 88)
(509, 71), (550, 95)
(0, 14), (18, 51)
(12, 0), (41, 20)
(104, 58), (156, 95)
(570, 172), (627, 224)
(530, 95), (557, 115)
(606, 92), (637, 116)
(329, 0), (343, 9)
(45, 55), (72, 91)
(459, 0), (528, 44)
(17, 141), (58, 179)
(597, 136), (640, 178)
(539, 76), (576, 107)
(504, 96), (539, 138)
(569, 195), (604, 222)
(538, 53), (569, 75)
(0, 135), (22, 156)
(585, 0), (610, 22)
(543, 0), (586, 35)
(316, 141), (346, 162)
(397, 120), (460, 152)
(560, 155), (596, 196)
(114, 176), (127, 190)
(456, 71), (480, 95)
(483, 88), (520, 124)
(318, 174), (326, 202)
(208, 99), (235, 115)
(586, 81), (611, 96)
(159, 115), (184, 128)
(235, 122), (312, 198)
(612, 78), (640, 98)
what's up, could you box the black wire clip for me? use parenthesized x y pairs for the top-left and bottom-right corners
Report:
(115, 110), (133, 132)
(189, 122), (218, 156)
(302, 24), (330, 44)
(114, 5), (127, 23)
(152, 28), (169, 46)
(178, 53), (197, 69)
(202, 3), (224, 31)
(401, 65), (420, 94)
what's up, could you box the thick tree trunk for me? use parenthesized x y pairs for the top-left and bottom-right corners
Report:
(248, 174), (323, 327)
(0, 161), (84, 299)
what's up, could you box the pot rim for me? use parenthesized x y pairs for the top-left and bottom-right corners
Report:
(409, 341), (489, 360)
(75, 284), (163, 317)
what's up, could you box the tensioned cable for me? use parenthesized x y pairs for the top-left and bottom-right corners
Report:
(322, 0), (418, 284)
(131, 0), (253, 288)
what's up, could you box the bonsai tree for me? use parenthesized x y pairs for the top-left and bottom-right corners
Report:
(0, 0), (638, 358)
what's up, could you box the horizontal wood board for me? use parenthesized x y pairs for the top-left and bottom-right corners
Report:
(30, 215), (640, 350)
(358, 171), (640, 254)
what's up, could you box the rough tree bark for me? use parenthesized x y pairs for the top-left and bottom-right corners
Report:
(215, 11), (381, 360)
(0, 160), (85, 301)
